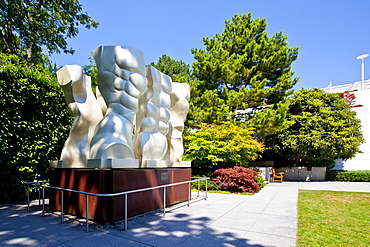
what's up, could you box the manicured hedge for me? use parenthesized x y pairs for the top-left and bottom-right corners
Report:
(326, 170), (370, 182)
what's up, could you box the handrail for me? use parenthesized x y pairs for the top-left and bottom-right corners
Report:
(25, 176), (209, 232)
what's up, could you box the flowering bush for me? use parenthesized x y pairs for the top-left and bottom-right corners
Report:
(212, 166), (263, 193)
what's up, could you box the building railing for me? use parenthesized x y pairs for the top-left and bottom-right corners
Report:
(25, 176), (209, 232)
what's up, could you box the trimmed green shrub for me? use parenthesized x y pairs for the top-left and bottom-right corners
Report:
(192, 176), (222, 191)
(0, 54), (72, 204)
(213, 166), (263, 193)
(254, 175), (266, 189)
(326, 170), (370, 182)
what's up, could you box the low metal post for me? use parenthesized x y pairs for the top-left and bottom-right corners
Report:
(205, 178), (208, 200)
(163, 187), (166, 216)
(38, 184), (41, 206)
(27, 184), (30, 212)
(61, 190), (64, 223)
(124, 194), (128, 231)
(85, 194), (89, 233)
(188, 182), (190, 207)
(42, 187), (45, 217)
(197, 179), (200, 198)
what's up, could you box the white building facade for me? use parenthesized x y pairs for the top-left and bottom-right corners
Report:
(324, 80), (370, 170)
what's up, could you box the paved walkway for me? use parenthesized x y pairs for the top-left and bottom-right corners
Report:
(1, 182), (369, 247)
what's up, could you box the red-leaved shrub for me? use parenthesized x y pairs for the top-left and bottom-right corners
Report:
(212, 166), (261, 193)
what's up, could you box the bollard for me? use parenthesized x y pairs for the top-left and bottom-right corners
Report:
(163, 187), (166, 216)
(85, 195), (89, 233)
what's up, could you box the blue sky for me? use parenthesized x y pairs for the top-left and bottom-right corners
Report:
(50, 0), (370, 90)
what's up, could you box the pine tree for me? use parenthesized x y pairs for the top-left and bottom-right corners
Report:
(192, 13), (298, 104)
(191, 13), (299, 133)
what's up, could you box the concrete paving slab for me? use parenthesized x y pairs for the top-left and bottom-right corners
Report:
(221, 211), (261, 221)
(1, 181), (369, 246)
(249, 214), (297, 238)
(232, 202), (269, 214)
(240, 231), (296, 247)
(0, 225), (64, 246)
(109, 225), (198, 247)
(64, 231), (150, 247)
(210, 216), (256, 231)
(177, 225), (248, 247)
(262, 203), (297, 217)
(297, 181), (370, 192)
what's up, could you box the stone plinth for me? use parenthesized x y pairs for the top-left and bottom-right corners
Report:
(49, 168), (191, 224)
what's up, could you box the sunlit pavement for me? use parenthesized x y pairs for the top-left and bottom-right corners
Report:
(1, 181), (369, 247)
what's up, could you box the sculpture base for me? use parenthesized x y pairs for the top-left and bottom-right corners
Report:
(144, 160), (168, 168)
(170, 161), (192, 168)
(86, 158), (139, 168)
(49, 168), (191, 224)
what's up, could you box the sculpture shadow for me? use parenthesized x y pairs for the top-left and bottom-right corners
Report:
(105, 202), (267, 247)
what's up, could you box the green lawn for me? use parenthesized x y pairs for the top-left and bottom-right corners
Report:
(297, 190), (370, 247)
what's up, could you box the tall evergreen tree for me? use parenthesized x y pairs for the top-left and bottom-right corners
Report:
(149, 55), (191, 80)
(192, 13), (298, 104)
(191, 13), (299, 132)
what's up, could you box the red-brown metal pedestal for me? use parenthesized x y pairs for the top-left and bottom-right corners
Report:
(49, 168), (191, 224)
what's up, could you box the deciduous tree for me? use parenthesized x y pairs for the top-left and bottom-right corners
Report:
(184, 121), (264, 175)
(264, 88), (364, 168)
(0, 0), (98, 63)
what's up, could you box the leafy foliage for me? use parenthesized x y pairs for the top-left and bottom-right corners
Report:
(184, 121), (264, 175)
(189, 89), (231, 124)
(191, 176), (222, 191)
(0, 53), (72, 203)
(0, 0), (98, 63)
(339, 91), (363, 108)
(248, 102), (294, 136)
(190, 13), (299, 136)
(82, 56), (98, 92)
(213, 166), (262, 193)
(149, 54), (191, 80)
(192, 13), (299, 103)
(264, 88), (364, 167)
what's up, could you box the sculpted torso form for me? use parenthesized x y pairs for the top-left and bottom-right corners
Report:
(89, 46), (147, 160)
(57, 65), (103, 168)
(137, 66), (172, 167)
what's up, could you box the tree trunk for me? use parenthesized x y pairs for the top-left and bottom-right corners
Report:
(295, 152), (302, 166)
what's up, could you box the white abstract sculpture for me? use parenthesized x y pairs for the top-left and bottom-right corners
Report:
(167, 82), (191, 167)
(137, 66), (172, 167)
(56, 65), (103, 168)
(96, 86), (108, 116)
(88, 46), (147, 168)
(54, 45), (191, 169)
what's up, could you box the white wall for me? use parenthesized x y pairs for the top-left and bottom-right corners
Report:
(276, 167), (326, 181)
(332, 89), (370, 170)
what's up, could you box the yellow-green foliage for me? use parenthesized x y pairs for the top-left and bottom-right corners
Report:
(185, 121), (264, 172)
